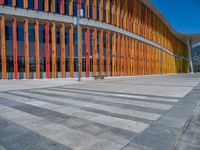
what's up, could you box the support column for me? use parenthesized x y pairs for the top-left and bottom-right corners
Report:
(99, 29), (104, 75)
(34, 20), (40, 79)
(60, 23), (66, 78)
(24, 18), (29, 79)
(45, 22), (50, 78)
(69, 24), (74, 78)
(93, 28), (97, 77)
(51, 22), (56, 78)
(186, 38), (194, 73)
(0, 15), (6, 79)
(85, 28), (90, 77)
(106, 31), (110, 76)
(12, 17), (18, 79)
(112, 33), (116, 76)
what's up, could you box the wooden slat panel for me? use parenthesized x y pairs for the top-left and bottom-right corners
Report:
(34, 0), (38, 10)
(112, 33), (116, 76)
(0, 15), (6, 79)
(51, 0), (55, 13)
(51, 22), (56, 78)
(92, 0), (97, 20)
(69, 0), (73, 16)
(60, 23), (66, 78)
(12, 0), (16, 7)
(116, 34), (120, 76)
(24, 18), (29, 79)
(45, 22), (50, 78)
(44, 0), (49, 12)
(93, 28), (97, 77)
(99, 29), (104, 75)
(23, 0), (28, 9)
(106, 31), (110, 76)
(85, 27), (90, 77)
(69, 24), (74, 78)
(60, 0), (65, 15)
(34, 20), (40, 79)
(12, 17), (18, 79)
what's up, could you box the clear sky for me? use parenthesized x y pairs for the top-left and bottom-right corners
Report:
(150, 0), (200, 34)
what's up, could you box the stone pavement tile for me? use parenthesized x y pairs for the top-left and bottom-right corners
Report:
(0, 117), (71, 150)
(76, 122), (110, 136)
(175, 141), (200, 150)
(97, 130), (130, 146)
(156, 116), (188, 130)
(180, 122), (200, 145)
(59, 117), (89, 129)
(132, 124), (178, 150)
(83, 140), (123, 150)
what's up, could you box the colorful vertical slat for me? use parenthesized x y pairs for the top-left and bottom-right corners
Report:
(34, 20), (40, 79)
(60, 23), (66, 78)
(24, 18), (29, 79)
(51, 22), (56, 78)
(0, 15), (6, 79)
(12, 17), (18, 79)
(69, 24), (74, 78)
(45, 22), (50, 78)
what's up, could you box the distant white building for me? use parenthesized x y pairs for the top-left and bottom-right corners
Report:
(192, 45), (200, 72)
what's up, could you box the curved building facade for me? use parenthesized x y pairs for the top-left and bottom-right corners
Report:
(0, 0), (189, 80)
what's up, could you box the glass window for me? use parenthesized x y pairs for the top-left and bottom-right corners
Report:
(81, 0), (86, 18)
(64, 0), (69, 15)
(28, 0), (34, 10)
(55, 0), (60, 14)
(89, 0), (92, 19)
(73, 0), (77, 17)
(56, 27), (60, 44)
(5, 22), (12, 40)
(56, 58), (61, 72)
(18, 56), (25, 72)
(29, 25), (34, 42)
(4, 0), (12, 6)
(6, 56), (14, 72)
(39, 25), (45, 43)
(16, 0), (23, 8)
(17, 23), (24, 41)
(38, 0), (44, 11)
(74, 28), (77, 57)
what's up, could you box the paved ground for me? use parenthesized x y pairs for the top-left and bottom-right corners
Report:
(0, 74), (200, 150)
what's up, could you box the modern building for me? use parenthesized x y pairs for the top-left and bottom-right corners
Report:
(0, 0), (191, 80)
(192, 45), (200, 72)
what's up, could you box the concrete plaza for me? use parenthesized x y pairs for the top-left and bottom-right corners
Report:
(0, 74), (200, 150)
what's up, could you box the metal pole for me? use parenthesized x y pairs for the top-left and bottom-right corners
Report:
(77, 4), (81, 81)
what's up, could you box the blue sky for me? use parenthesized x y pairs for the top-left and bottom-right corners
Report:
(150, 0), (200, 34)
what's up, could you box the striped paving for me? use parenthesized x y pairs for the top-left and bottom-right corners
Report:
(0, 85), (181, 149)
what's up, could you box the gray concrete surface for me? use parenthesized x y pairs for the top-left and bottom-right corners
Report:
(0, 74), (200, 150)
